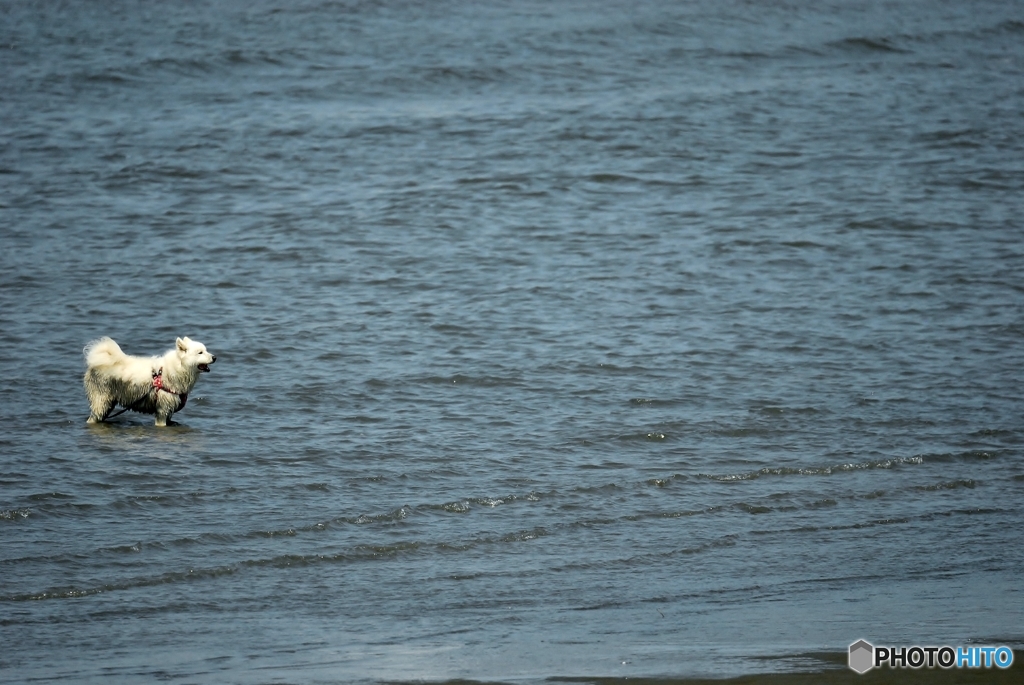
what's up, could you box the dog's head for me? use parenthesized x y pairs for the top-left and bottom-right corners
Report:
(176, 337), (217, 373)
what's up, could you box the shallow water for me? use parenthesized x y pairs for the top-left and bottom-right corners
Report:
(2, 1), (1023, 683)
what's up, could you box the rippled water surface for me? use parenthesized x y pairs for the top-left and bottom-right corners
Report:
(2, 1), (1023, 683)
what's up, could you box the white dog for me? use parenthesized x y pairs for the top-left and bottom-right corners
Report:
(83, 336), (216, 426)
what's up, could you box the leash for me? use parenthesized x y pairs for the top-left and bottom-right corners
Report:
(104, 367), (187, 419)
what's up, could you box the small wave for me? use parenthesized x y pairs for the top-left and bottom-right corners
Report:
(993, 19), (1024, 35)
(602, 428), (678, 444)
(143, 56), (214, 76)
(585, 173), (640, 184)
(828, 36), (911, 54)
(423, 492), (536, 514)
(253, 528), (297, 539)
(0, 508), (30, 522)
(418, 64), (512, 85)
(712, 426), (776, 438)
(914, 127), (983, 148)
(970, 428), (1016, 439)
(751, 403), (823, 415)
(350, 505), (411, 526)
(853, 517), (910, 528)
(474, 493), (534, 507)
(104, 542), (143, 554)
(629, 397), (687, 407)
(647, 475), (691, 487)
(345, 123), (419, 138)
(920, 450), (997, 463)
(8, 564), (238, 602)
(417, 373), (524, 388)
(561, 534), (740, 578)
(221, 48), (288, 67)
(81, 69), (137, 84)
(844, 217), (940, 233)
(26, 492), (73, 501)
(699, 455), (924, 482)
(915, 479), (976, 491)
(500, 527), (549, 543)
(7, 523), (561, 602)
(960, 176), (1015, 192)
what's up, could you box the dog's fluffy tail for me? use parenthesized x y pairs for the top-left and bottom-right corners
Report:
(84, 337), (125, 369)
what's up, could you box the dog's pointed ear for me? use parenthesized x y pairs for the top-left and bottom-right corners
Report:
(176, 337), (188, 352)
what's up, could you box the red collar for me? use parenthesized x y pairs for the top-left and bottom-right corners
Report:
(153, 368), (188, 411)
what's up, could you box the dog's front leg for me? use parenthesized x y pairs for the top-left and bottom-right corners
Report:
(154, 400), (172, 427)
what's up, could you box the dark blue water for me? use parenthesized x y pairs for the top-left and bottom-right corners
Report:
(2, 1), (1024, 682)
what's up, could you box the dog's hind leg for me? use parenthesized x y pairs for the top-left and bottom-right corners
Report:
(86, 398), (116, 424)
(84, 371), (115, 423)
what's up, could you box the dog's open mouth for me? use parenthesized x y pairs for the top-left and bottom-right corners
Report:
(198, 364), (211, 373)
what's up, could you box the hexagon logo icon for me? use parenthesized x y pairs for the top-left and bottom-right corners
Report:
(849, 640), (874, 674)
